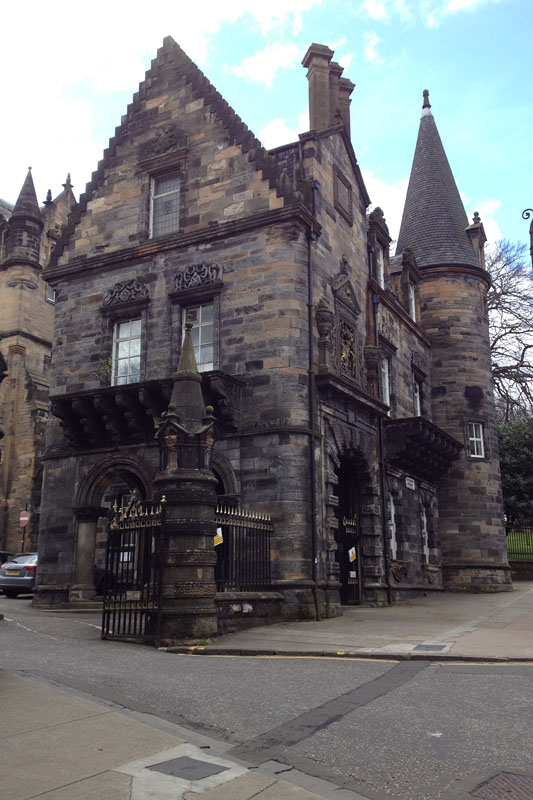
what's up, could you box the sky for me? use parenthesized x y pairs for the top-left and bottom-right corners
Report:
(2, 0), (532, 253)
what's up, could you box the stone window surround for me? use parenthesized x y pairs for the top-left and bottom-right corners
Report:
(137, 148), (188, 243)
(150, 172), (181, 239)
(466, 419), (487, 460)
(334, 167), (353, 226)
(100, 291), (150, 387)
(111, 318), (142, 387)
(170, 290), (222, 376)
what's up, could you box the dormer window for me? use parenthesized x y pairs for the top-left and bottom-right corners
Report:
(150, 173), (180, 237)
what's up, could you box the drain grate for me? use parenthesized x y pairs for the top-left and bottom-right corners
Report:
(149, 756), (229, 781)
(472, 772), (533, 799)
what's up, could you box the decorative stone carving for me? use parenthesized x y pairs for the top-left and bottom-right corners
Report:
(138, 124), (187, 161)
(174, 262), (222, 293)
(411, 350), (427, 373)
(315, 299), (334, 339)
(339, 320), (357, 379)
(103, 279), (149, 307)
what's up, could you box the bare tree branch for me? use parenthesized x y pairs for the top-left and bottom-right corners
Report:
(487, 240), (533, 420)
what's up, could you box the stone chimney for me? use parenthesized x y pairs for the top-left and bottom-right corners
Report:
(302, 44), (354, 137)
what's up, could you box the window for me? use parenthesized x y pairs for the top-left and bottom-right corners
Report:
(334, 169), (353, 224)
(468, 422), (485, 458)
(387, 493), (398, 561)
(151, 173), (180, 237)
(184, 303), (214, 372)
(376, 246), (385, 288)
(380, 357), (391, 411)
(413, 378), (422, 416)
(408, 282), (416, 320)
(420, 503), (429, 564)
(46, 284), (56, 303)
(112, 319), (141, 385)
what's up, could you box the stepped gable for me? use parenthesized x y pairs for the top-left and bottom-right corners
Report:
(396, 91), (479, 269)
(50, 36), (301, 266)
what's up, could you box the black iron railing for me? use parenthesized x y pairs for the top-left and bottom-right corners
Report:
(214, 505), (273, 591)
(506, 524), (533, 561)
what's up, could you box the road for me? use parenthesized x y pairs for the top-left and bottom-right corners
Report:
(2, 597), (533, 800)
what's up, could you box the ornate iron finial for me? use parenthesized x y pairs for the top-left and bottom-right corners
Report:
(422, 89), (431, 109)
(522, 209), (533, 270)
(44, 189), (53, 206)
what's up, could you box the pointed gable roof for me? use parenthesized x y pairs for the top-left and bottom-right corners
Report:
(11, 168), (42, 226)
(396, 91), (478, 269)
(51, 37), (302, 266)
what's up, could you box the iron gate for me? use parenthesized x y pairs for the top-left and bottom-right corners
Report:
(101, 496), (165, 644)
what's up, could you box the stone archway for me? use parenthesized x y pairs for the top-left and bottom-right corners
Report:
(70, 456), (153, 602)
(322, 417), (385, 606)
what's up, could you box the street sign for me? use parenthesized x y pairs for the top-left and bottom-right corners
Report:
(19, 511), (30, 528)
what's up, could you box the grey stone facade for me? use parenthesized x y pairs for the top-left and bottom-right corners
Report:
(34, 39), (510, 621)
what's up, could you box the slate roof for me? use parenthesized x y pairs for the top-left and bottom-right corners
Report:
(396, 98), (479, 269)
(11, 168), (42, 226)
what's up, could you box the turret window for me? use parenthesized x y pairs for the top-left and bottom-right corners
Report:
(408, 281), (416, 320)
(376, 246), (385, 288)
(468, 422), (485, 458)
(380, 357), (391, 412)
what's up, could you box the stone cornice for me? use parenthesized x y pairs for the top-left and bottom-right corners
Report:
(0, 330), (52, 349)
(44, 204), (321, 283)
(419, 263), (491, 288)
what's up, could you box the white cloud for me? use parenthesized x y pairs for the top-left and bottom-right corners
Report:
(470, 200), (502, 246)
(362, 170), (409, 244)
(364, 32), (384, 63)
(359, 0), (388, 20)
(259, 112), (309, 149)
(231, 43), (303, 88)
(339, 53), (354, 71)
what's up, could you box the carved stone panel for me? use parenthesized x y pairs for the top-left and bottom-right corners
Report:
(103, 279), (149, 307)
(174, 263), (222, 293)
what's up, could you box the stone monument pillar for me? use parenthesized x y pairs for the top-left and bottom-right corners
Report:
(153, 319), (218, 643)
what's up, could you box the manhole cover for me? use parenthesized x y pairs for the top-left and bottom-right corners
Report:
(149, 756), (229, 780)
(472, 772), (533, 799)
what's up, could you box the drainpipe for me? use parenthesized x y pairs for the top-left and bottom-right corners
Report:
(308, 180), (321, 621)
(372, 290), (391, 605)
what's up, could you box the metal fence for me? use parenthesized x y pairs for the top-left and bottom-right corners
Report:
(214, 505), (273, 591)
(506, 525), (533, 561)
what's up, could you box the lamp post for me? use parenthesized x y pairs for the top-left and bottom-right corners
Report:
(522, 209), (533, 270)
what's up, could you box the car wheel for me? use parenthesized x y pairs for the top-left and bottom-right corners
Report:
(3, 590), (19, 598)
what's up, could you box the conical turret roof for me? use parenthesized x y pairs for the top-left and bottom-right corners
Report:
(11, 168), (42, 226)
(396, 92), (478, 269)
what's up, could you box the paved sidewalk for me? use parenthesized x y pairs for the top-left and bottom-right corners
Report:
(0, 670), (366, 800)
(169, 582), (533, 662)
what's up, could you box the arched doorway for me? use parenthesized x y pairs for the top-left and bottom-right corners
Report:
(334, 451), (365, 605)
(71, 457), (152, 601)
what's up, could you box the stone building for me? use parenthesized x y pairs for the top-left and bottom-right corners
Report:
(0, 172), (76, 553)
(34, 38), (510, 617)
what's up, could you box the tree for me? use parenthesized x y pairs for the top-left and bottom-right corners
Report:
(497, 417), (533, 523)
(487, 239), (533, 420)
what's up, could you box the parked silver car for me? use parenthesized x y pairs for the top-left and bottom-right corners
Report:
(0, 553), (38, 597)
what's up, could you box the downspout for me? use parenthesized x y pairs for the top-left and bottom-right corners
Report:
(308, 180), (321, 621)
(371, 290), (391, 605)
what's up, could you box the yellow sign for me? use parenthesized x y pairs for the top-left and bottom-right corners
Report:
(348, 546), (356, 562)
(214, 528), (223, 546)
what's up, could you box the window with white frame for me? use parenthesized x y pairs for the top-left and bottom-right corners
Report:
(380, 357), (391, 411)
(184, 303), (214, 372)
(468, 422), (485, 458)
(420, 502), (429, 564)
(413, 378), (422, 416)
(46, 284), (56, 303)
(151, 173), (180, 237)
(112, 319), (141, 385)
(376, 246), (385, 288)
(408, 281), (416, 320)
(387, 492), (398, 561)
